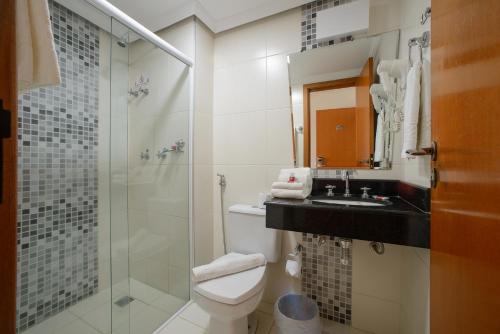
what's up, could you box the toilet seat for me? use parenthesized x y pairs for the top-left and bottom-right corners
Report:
(194, 253), (266, 305)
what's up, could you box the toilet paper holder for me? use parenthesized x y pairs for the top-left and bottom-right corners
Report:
(290, 243), (303, 257)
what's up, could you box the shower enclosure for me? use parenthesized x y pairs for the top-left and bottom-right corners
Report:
(16, 1), (193, 333)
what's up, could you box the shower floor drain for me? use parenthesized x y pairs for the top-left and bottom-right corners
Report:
(114, 296), (135, 307)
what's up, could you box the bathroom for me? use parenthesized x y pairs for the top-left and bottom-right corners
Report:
(0, 0), (499, 334)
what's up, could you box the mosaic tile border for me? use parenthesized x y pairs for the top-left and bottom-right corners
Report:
(301, 233), (353, 324)
(16, 1), (100, 332)
(301, 0), (354, 51)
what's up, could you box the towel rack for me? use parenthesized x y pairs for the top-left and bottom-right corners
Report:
(408, 31), (430, 66)
(406, 141), (437, 161)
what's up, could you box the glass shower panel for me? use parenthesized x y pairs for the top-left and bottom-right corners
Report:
(110, 18), (192, 334)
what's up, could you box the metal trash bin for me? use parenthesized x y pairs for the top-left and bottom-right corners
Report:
(274, 294), (322, 334)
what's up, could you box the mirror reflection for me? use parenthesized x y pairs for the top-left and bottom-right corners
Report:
(289, 30), (400, 169)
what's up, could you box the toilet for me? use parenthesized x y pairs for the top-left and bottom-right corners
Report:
(194, 204), (282, 334)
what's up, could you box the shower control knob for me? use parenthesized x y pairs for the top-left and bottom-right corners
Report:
(140, 149), (150, 160)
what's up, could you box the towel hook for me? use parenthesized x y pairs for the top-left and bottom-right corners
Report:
(421, 7), (431, 25)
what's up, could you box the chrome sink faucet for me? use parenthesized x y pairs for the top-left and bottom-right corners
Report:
(342, 170), (352, 197)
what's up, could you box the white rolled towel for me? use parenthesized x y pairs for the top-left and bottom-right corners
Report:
(271, 181), (305, 190)
(377, 59), (409, 82)
(402, 61), (422, 158)
(192, 253), (266, 283)
(271, 189), (309, 200)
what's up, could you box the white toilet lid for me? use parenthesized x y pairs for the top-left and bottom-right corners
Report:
(194, 254), (266, 305)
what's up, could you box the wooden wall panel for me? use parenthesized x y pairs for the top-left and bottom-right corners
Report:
(0, 0), (17, 333)
(431, 0), (500, 333)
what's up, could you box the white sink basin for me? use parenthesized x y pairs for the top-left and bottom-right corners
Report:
(313, 199), (387, 207)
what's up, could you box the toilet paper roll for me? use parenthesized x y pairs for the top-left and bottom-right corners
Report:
(285, 253), (302, 279)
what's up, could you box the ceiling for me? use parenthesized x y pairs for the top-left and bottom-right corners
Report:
(107, 0), (310, 33)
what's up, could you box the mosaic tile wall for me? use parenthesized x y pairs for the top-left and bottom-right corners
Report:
(16, 1), (100, 331)
(301, 0), (354, 51)
(301, 234), (353, 324)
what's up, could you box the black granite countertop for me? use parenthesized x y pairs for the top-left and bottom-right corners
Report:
(265, 195), (427, 216)
(265, 185), (430, 248)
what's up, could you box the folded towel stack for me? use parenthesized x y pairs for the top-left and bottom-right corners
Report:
(192, 253), (266, 283)
(271, 168), (312, 199)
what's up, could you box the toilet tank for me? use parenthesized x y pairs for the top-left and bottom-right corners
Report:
(228, 204), (282, 263)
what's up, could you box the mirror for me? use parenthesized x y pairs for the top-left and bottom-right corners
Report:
(289, 30), (400, 169)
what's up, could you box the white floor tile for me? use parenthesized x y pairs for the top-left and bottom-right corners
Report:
(55, 319), (101, 334)
(130, 279), (164, 304)
(322, 319), (373, 334)
(116, 305), (170, 334)
(22, 311), (77, 334)
(157, 317), (206, 334)
(80, 298), (148, 334)
(179, 303), (210, 328)
(257, 301), (274, 316)
(255, 311), (274, 334)
(150, 293), (187, 314)
(68, 290), (111, 318)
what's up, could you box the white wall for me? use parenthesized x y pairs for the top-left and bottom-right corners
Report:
(212, 8), (303, 303)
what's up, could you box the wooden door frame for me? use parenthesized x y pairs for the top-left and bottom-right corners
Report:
(0, 0), (17, 333)
(302, 76), (358, 167)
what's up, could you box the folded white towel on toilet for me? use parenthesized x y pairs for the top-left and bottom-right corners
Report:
(271, 181), (305, 190)
(192, 253), (266, 283)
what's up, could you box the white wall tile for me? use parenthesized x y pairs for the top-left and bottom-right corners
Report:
(399, 247), (430, 334)
(193, 164), (214, 266)
(265, 9), (302, 57)
(214, 20), (267, 68)
(352, 293), (400, 334)
(213, 59), (267, 115)
(352, 240), (402, 303)
(194, 112), (213, 165)
(214, 112), (267, 165)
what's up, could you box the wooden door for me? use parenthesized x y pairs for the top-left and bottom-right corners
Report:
(431, 1), (500, 333)
(355, 57), (374, 168)
(316, 108), (357, 167)
(0, 0), (17, 333)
